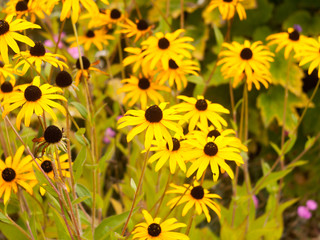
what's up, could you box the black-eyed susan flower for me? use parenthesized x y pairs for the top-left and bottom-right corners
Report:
(105, 8), (125, 26)
(185, 135), (244, 181)
(34, 152), (70, 195)
(295, 36), (320, 78)
(172, 95), (230, 131)
(123, 47), (148, 74)
(206, 0), (246, 21)
(156, 57), (200, 91)
(60, 0), (99, 23)
(117, 103), (183, 150)
(266, 27), (311, 59)
(2, 76), (66, 130)
(117, 74), (170, 110)
(0, 146), (36, 204)
(55, 70), (73, 89)
(166, 181), (221, 222)
(148, 136), (191, 174)
(14, 41), (68, 74)
(218, 40), (274, 79)
(118, 18), (152, 42)
(74, 56), (107, 86)
(0, 14), (41, 63)
(141, 29), (195, 70)
(33, 125), (67, 157)
(67, 28), (114, 51)
(0, 78), (17, 106)
(132, 210), (189, 240)
(231, 69), (272, 91)
(0, 61), (16, 82)
(81, 8), (109, 28)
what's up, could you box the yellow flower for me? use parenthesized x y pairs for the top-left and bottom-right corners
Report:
(156, 57), (200, 91)
(218, 40), (274, 80)
(0, 78), (17, 107)
(2, 76), (66, 130)
(60, 0), (99, 23)
(166, 181), (221, 222)
(141, 29), (195, 70)
(14, 42), (68, 74)
(0, 146), (36, 204)
(0, 14), (41, 63)
(0, 60), (16, 82)
(295, 36), (320, 78)
(185, 135), (244, 181)
(117, 74), (170, 110)
(132, 210), (189, 240)
(232, 69), (272, 91)
(73, 56), (107, 86)
(172, 95), (230, 131)
(123, 47), (149, 75)
(67, 28), (114, 51)
(118, 18), (152, 42)
(148, 136), (191, 173)
(206, 0), (246, 20)
(266, 28), (311, 59)
(117, 103), (183, 150)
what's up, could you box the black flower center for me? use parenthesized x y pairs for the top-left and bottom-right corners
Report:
(0, 61), (4, 68)
(110, 9), (121, 19)
(158, 37), (170, 50)
(168, 59), (179, 69)
(204, 142), (218, 156)
(2, 168), (16, 182)
(195, 99), (208, 111)
(137, 19), (149, 31)
(56, 70), (73, 88)
(86, 30), (95, 38)
(44, 125), (63, 143)
(1, 82), (13, 93)
(24, 85), (42, 101)
(145, 105), (163, 123)
(76, 56), (91, 70)
(166, 138), (180, 151)
(288, 29), (300, 41)
(191, 185), (204, 199)
(240, 48), (253, 60)
(207, 130), (221, 138)
(138, 77), (150, 90)
(223, 0), (233, 2)
(30, 42), (46, 56)
(148, 223), (161, 237)
(41, 160), (53, 173)
(0, 20), (10, 35)
(16, 1), (28, 11)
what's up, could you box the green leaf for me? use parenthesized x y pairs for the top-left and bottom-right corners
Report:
(32, 165), (58, 198)
(282, 134), (297, 154)
(76, 184), (92, 207)
(270, 142), (281, 155)
(72, 196), (90, 205)
(286, 160), (308, 169)
(257, 86), (309, 130)
(75, 128), (89, 146)
(305, 136), (316, 150)
(0, 212), (11, 224)
(70, 102), (88, 119)
(0, 222), (29, 240)
(94, 208), (138, 240)
(213, 24), (224, 51)
(51, 207), (72, 240)
(73, 147), (87, 181)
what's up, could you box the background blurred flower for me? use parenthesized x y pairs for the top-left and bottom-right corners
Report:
(297, 206), (311, 219)
(306, 200), (318, 211)
(103, 127), (116, 144)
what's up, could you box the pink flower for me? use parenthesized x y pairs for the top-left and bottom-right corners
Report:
(306, 200), (318, 211)
(103, 128), (116, 144)
(68, 47), (83, 59)
(252, 195), (259, 209)
(297, 206), (312, 219)
(44, 32), (66, 48)
(116, 115), (123, 121)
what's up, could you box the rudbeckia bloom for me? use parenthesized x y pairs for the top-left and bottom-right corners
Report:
(0, 78), (17, 106)
(14, 41), (68, 74)
(295, 36), (320, 78)
(172, 95), (230, 131)
(231, 69), (272, 91)
(0, 60), (16, 82)
(218, 40), (274, 80)
(34, 152), (71, 195)
(266, 27), (311, 59)
(0, 14), (41, 63)
(67, 28), (115, 51)
(123, 47), (148, 74)
(60, 0), (99, 23)
(117, 103), (183, 150)
(0, 146), (36, 204)
(132, 210), (189, 240)
(148, 136), (190, 173)
(166, 181), (221, 222)
(156, 57), (200, 91)
(206, 0), (246, 20)
(105, 8), (125, 26)
(117, 74), (170, 110)
(74, 56), (106, 86)
(185, 135), (244, 181)
(141, 29), (195, 70)
(118, 18), (152, 42)
(2, 76), (66, 130)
